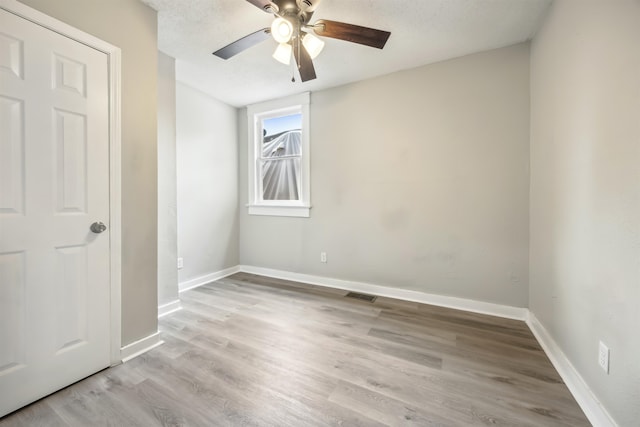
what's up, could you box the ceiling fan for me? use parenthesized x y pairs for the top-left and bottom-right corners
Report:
(212, 0), (391, 82)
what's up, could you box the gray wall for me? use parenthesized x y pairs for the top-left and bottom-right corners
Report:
(19, 0), (159, 345)
(176, 82), (239, 284)
(529, 0), (640, 425)
(239, 44), (531, 307)
(157, 52), (178, 307)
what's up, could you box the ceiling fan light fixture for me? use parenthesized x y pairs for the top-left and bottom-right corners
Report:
(302, 32), (325, 59)
(215, 1), (392, 83)
(272, 42), (292, 65)
(271, 17), (294, 43)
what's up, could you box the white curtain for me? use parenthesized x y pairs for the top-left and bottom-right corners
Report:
(262, 130), (301, 200)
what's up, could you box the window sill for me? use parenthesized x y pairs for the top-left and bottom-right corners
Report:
(247, 205), (311, 218)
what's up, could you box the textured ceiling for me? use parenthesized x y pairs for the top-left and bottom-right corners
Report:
(143, 0), (552, 107)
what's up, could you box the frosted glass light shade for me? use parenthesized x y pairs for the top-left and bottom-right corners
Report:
(271, 17), (293, 43)
(273, 43), (292, 65)
(302, 33), (325, 59)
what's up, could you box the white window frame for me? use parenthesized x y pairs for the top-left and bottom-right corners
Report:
(247, 92), (311, 217)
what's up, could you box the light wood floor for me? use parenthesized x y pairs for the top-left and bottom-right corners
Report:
(0, 273), (590, 426)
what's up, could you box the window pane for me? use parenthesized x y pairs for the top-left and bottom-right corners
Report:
(262, 157), (300, 200)
(262, 113), (302, 158)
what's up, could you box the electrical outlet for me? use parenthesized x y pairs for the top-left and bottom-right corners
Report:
(177, 257), (184, 269)
(598, 341), (610, 374)
(320, 252), (327, 263)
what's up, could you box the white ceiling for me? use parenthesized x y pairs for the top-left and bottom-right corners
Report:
(143, 0), (552, 107)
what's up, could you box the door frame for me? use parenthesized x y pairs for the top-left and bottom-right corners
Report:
(0, 0), (123, 364)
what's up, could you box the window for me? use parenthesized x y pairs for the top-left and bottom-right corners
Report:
(247, 93), (310, 217)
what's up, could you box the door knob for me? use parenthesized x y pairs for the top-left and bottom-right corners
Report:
(90, 222), (107, 233)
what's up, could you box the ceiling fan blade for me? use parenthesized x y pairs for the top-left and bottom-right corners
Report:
(313, 19), (390, 49)
(245, 0), (279, 13)
(212, 28), (271, 60)
(293, 40), (316, 82)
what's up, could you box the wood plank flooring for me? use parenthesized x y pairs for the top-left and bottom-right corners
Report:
(0, 273), (590, 426)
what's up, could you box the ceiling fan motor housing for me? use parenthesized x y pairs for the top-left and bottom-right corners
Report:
(273, 0), (299, 12)
(296, 0), (321, 12)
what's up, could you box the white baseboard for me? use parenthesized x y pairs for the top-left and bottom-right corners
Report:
(179, 265), (241, 293)
(526, 313), (617, 427)
(237, 265), (528, 321)
(158, 299), (182, 318)
(120, 332), (163, 363)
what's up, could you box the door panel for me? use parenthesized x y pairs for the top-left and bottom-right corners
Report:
(0, 96), (24, 214)
(54, 108), (88, 213)
(0, 32), (23, 79)
(54, 244), (89, 353)
(0, 8), (111, 417)
(0, 251), (25, 374)
(53, 53), (86, 97)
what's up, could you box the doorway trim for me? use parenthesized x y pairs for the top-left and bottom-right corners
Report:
(0, 0), (123, 364)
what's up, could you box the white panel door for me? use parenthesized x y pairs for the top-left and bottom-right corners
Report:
(0, 8), (110, 417)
